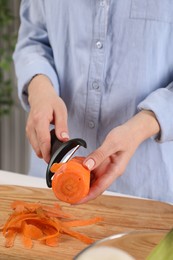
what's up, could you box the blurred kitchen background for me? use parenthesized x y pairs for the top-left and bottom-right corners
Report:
(0, 0), (30, 175)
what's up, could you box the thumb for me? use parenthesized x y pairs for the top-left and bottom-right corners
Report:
(83, 141), (114, 170)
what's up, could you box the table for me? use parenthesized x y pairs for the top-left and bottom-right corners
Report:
(0, 170), (48, 188)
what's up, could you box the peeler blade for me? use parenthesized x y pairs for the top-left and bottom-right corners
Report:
(46, 129), (87, 188)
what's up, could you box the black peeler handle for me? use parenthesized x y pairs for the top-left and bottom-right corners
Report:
(46, 129), (87, 188)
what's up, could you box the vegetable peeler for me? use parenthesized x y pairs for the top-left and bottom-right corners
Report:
(46, 129), (87, 188)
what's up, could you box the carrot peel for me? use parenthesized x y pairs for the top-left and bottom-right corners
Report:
(0, 200), (102, 249)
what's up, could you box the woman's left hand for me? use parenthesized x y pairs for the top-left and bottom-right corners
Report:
(77, 110), (160, 204)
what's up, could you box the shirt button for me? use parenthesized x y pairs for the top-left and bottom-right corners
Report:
(88, 121), (95, 129)
(92, 81), (100, 90)
(96, 41), (103, 49)
(100, 1), (105, 7)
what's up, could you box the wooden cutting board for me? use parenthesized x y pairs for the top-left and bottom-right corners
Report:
(0, 185), (173, 260)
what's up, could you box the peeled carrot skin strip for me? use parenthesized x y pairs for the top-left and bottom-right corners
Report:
(45, 236), (59, 247)
(62, 217), (104, 228)
(42, 205), (74, 218)
(61, 227), (94, 245)
(21, 234), (33, 249)
(1, 200), (102, 248)
(11, 200), (42, 213)
(12, 200), (74, 219)
(5, 230), (17, 248)
(50, 162), (64, 173)
(3, 213), (40, 236)
(22, 222), (43, 240)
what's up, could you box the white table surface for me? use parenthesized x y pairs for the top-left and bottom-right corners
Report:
(0, 169), (140, 198)
(0, 169), (48, 188)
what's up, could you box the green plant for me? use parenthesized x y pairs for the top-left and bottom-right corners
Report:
(0, 0), (16, 115)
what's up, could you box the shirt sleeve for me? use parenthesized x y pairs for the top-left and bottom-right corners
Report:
(137, 81), (173, 143)
(13, 0), (60, 111)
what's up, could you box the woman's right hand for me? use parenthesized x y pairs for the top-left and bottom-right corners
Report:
(26, 74), (69, 163)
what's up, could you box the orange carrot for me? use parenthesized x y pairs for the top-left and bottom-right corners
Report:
(1, 200), (102, 249)
(51, 157), (90, 204)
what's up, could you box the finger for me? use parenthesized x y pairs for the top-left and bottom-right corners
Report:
(34, 119), (51, 163)
(77, 153), (128, 204)
(26, 125), (42, 159)
(88, 157), (111, 185)
(83, 138), (117, 171)
(54, 99), (69, 141)
(75, 171), (115, 204)
(31, 106), (54, 162)
(55, 117), (69, 141)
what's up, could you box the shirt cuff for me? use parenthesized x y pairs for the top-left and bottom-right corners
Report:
(17, 60), (60, 111)
(137, 86), (173, 143)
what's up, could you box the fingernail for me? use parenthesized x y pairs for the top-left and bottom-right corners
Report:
(84, 159), (95, 170)
(61, 132), (69, 140)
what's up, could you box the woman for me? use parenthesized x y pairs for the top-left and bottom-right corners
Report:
(13, 0), (173, 203)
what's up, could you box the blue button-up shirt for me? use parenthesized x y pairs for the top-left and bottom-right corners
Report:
(13, 0), (173, 203)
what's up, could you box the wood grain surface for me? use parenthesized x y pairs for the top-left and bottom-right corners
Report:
(0, 185), (173, 260)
